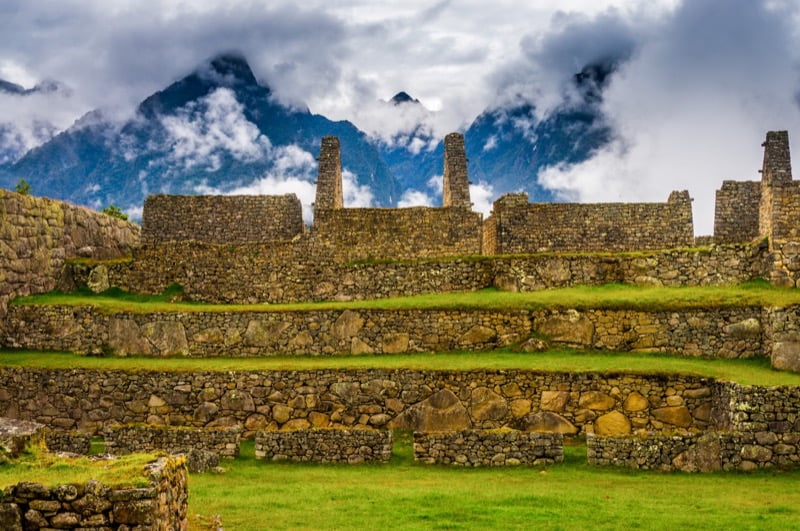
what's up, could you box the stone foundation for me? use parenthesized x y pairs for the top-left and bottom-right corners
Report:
(255, 428), (392, 464)
(413, 429), (563, 466)
(44, 431), (91, 455)
(104, 425), (241, 458)
(0, 455), (187, 530)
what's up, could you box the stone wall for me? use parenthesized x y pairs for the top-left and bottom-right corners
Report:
(0, 189), (140, 318)
(413, 430), (563, 466)
(312, 206), (483, 261)
(442, 133), (471, 208)
(69, 243), (765, 305)
(485, 190), (694, 254)
(713, 181), (761, 244)
(0, 367), (718, 437)
(587, 431), (800, 472)
(141, 194), (303, 244)
(44, 431), (91, 455)
(255, 428), (392, 463)
(0, 456), (187, 530)
(2, 303), (768, 360)
(104, 425), (241, 458)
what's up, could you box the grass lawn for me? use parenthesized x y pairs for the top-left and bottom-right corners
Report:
(10, 281), (800, 314)
(188, 436), (800, 530)
(2, 349), (799, 386)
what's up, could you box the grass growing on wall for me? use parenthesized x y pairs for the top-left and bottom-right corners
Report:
(10, 280), (800, 313)
(188, 437), (800, 530)
(0, 445), (156, 488)
(2, 349), (800, 386)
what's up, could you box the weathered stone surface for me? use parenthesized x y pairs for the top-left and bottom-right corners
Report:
(513, 337), (550, 352)
(672, 434), (722, 472)
(459, 325), (496, 345)
(594, 411), (631, 436)
(351, 337), (374, 355)
(244, 320), (290, 346)
(509, 399), (532, 418)
(389, 390), (471, 431)
(772, 338), (800, 372)
(579, 391), (615, 411)
(108, 318), (152, 356)
(540, 391), (569, 412)
(515, 411), (578, 434)
(725, 318), (762, 338)
(382, 333), (409, 354)
(333, 310), (364, 339)
(0, 503), (22, 531)
(470, 387), (507, 421)
(652, 406), (693, 427)
(141, 321), (189, 356)
(741, 444), (773, 462)
(86, 264), (110, 293)
(623, 392), (649, 412)
(536, 310), (594, 345)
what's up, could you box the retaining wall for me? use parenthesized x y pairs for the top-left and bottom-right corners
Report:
(0, 456), (187, 530)
(2, 304), (770, 360)
(413, 430), (563, 466)
(0, 189), (140, 318)
(44, 431), (91, 455)
(0, 367), (717, 437)
(255, 428), (392, 463)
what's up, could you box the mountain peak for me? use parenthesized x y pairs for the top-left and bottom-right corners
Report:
(200, 52), (258, 87)
(390, 91), (420, 105)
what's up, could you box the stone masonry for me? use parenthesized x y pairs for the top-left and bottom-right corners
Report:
(104, 425), (242, 458)
(442, 132), (471, 208)
(255, 428), (393, 463)
(413, 430), (563, 466)
(314, 136), (343, 210)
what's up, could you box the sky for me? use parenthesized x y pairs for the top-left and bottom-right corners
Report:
(2, 0), (800, 233)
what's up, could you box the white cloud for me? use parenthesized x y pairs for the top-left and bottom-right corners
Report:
(397, 188), (434, 207)
(161, 88), (270, 171)
(426, 174), (443, 195)
(342, 169), (374, 207)
(469, 181), (495, 217)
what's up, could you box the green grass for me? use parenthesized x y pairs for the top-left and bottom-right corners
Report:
(10, 281), (800, 314)
(187, 437), (800, 530)
(2, 349), (799, 386)
(0, 445), (156, 488)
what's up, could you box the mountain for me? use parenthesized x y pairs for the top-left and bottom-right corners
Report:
(0, 78), (66, 167)
(2, 54), (400, 213)
(380, 62), (614, 204)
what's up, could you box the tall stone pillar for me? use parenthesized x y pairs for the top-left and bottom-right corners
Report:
(761, 130), (792, 187)
(442, 132), (471, 208)
(315, 136), (343, 210)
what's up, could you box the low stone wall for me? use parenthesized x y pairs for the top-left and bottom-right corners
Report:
(0, 189), (140, 319)
(0, 367), (717, 437)
(0, 455), (187, 530)
(141, 193), (304, 244)
(587, 431), (800, 472)
(2, 303), (770, 360)
(255, 428), (392, 464)
(68, 243), (765, 305)
(44, 431), (91, 455)
(712, 381), (800, 434)
(413, 430), (563, 466)
(104, 425), (241, 458)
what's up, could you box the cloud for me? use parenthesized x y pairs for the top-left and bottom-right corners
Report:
(397, 188), (435, 207)
(342, 169), (375, 207)
(469, 181), (495, 217)
(533, 0), (800, 234)
(161, 88), (270, 171)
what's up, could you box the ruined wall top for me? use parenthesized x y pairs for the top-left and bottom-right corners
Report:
(442, 132), (471, 208)
(762, 130), (792, 187)
(315, 136), (343, 210)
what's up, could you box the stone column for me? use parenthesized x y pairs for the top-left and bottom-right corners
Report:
(315, 136), (343, 210)
(442, 133), (471, 208)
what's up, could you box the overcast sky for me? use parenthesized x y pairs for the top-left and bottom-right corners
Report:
(2, 0), (800, 233)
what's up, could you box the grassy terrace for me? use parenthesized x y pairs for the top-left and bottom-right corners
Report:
(2, 350), (800, 386)
(9, 281), (800, 314)
(0, 447), (155, 488)
(188, 437), (800, 530)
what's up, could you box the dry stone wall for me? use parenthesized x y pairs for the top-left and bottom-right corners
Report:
(68, 243), (765, 305)
(44, 431), (91, 455)
(312, 207), (483, 261)
(713, 181), (761, 244)
(0, 456), (187, 530)
(485, 191), (694, 254)
(0, 189), (140, 318)
(255, 428), (392, 463)
(104, 425), (241, 458)
(0, 367), (718, 437)
(2, 304), (768, 360)
(141, 194), (303, 244)
(413, 430), (563, 466)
